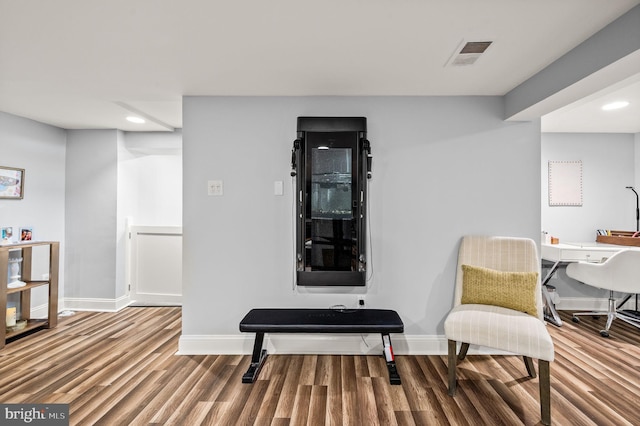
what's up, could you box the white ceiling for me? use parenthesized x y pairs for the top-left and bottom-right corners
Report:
(0, 0), (638, 133)
(541, 73), (640, 133)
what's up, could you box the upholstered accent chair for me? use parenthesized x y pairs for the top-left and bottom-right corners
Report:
(567, 249), (640, 337)
(444, 235), (555, 426)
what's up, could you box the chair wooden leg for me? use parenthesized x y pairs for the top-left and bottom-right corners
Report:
(457, 342), (470, 362)
(447, 339), (457, 396)
(523, 356), (536, 378)
(539, 360), (551, 426)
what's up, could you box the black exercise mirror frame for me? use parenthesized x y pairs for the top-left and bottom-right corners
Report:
(291, 117), (372, 286)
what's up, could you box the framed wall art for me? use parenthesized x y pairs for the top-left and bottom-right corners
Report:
(548, 160), (582, 206)
(0, 166), (25, 199)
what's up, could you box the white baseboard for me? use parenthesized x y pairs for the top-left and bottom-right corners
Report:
(30, 303), (49, 319)
(555, 296), (637, 311)
(177, 333), (514, 356)
(62, 295), (132, 312)
(25, 296), (132, 318)
(179, 298), (632, 356)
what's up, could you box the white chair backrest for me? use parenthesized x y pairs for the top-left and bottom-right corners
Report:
(567, 249), (640, 294)
(454, 235), (543, 321)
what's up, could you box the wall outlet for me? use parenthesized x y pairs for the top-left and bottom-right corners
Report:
(207, 180), (223, 196)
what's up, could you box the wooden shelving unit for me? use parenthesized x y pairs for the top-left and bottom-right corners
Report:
(1, 241), (59, 349)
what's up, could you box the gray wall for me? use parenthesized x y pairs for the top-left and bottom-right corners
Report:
(65, 130), (118, 299)
(0, 111), (66, 306)
(181, 96), (542, 338)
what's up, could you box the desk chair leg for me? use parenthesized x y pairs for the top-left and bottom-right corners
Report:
(539, 360), (551, 426)
(447, 340), (457, 396)
(604, 296), (616, 333)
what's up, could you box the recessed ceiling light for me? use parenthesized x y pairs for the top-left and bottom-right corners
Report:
(602, 101), (629, 111)
(126, 116), (145, 124)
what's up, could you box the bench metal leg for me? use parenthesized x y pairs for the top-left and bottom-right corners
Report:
(381, 333), (401, 385)
(242, 332), (268, 383)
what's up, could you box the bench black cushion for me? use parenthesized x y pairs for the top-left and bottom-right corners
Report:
(239, 308), (404, 334)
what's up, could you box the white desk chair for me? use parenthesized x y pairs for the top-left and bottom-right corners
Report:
(444, 235), (555, 426)
(566, 249), (640, 337)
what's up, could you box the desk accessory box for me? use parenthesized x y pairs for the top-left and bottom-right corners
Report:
(596, 230), (640, 247)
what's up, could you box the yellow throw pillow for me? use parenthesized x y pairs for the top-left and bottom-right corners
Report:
(461, 264), (538, 317)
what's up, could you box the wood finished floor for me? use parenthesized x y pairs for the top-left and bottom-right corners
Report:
(1, 308), (640, 425)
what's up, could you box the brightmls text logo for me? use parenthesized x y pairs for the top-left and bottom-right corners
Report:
(1, 404), (68, 425)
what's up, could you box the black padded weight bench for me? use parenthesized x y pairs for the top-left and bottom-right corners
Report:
(239, 308), (404, 385)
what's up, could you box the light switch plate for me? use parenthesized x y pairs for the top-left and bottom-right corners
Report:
(274, 180), (284, 196)
(208, 180), (223, 196)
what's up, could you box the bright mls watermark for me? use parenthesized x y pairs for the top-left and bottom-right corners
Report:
(1, 404), (68, 425)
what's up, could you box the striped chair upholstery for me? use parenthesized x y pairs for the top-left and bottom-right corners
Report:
(444, 235), (555, 425)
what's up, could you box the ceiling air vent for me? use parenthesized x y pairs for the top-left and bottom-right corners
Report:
(446, 41), (493, 67)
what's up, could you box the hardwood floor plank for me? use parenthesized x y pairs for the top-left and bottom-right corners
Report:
(299, 355), (318, 386)
(386, 358), (412, 412)
(254, 373), (286, 424)
(273, 355), (304, 419)
(175, 400), (215, 426)
(475, 356), (543, 425)
(269, 418), (291, 426)
(356, 377), (379, 425)
(366, 354), (388, 379)
(393, 410), (416, 426)
(461, 376), (524, 425)
(235, 379), (270, 425)
(371, 376), (398, 426)
(148, 356), (229, 423)
(289, 384), (312, 426)
(399, 356), (435, 411)
(313, 355), (332, 386)
(86, 369), (166, 426)
(2, 308), (640, 425)
(307, 385), (327, 425)
(417, 356), (472, 426)
(128, 355), (218, 424)
(205, 362), (256, 425)
(340, 356), (358, 426)
(326, 355), (343, 426)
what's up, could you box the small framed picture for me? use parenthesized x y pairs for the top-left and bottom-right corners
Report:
(0, 166), (25, 199)
(1, 226), (13, 242)
(20, 227), (33, 241)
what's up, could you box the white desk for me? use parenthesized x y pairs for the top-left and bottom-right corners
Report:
(540, 242), (640, 326)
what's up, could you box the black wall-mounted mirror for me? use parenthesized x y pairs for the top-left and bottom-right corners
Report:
(291, 117), (372, 286)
